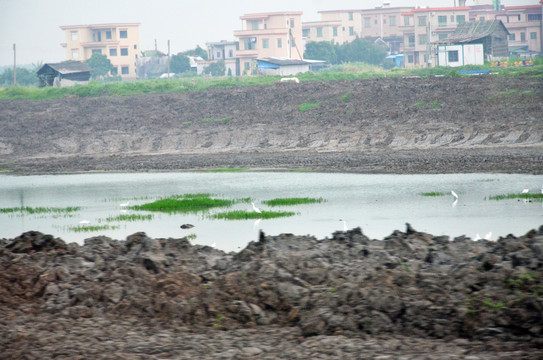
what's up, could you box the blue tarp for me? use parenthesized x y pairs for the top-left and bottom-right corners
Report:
(458, 70), (491, 75)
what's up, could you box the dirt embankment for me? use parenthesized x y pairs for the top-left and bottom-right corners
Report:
(0, 76), (542, 174)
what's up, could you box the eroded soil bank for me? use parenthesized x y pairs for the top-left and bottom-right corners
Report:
(1, 225), (542, 359)
(0, 76), (542, 174)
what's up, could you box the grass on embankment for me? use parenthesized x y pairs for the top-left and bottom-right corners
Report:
(262, 197), (325, 206)
(2, 60), (541, 101)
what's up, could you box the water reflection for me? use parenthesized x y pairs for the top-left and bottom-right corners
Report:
(1, 172), (542, 252)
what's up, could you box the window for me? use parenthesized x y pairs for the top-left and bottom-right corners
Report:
(521, 32), (525, 42)
(438, 33), (448, 40)
(389, 16), (396, 26)
(244, 38), (256, 50)
(479, 17), (485, 21)
(408, 54), (414, 63)
(349, 27), (354, 36)
(404, 16), (410, 26)
(111, 67), (118, 75)
(229, 49), (233, 57)
(530, 32), (537, 40)
(291, 38), (296, 47)
(438, 16), (447, 27)
(374, 19), (378, 24)
(71, 31), (78, 41)
(365, 18), (371, 28)
(92, 49), (101, 55)
(110, 48), (117, 56)
(509, 33), (516, 41)
(121, 48), (128, 56)
(333, 27), (338, 37)
(120, 30), (127, 39)
(244, 62), (250, 71)
(528, 14), (542, 21)
(290, 18), (295, 28)
(348, 12), (353, 21)
(216, 51), (221, 58)
(317, 27), (323, 37)
(277, 39), (282, 48)
(106, 31), (112, 39)
(303, 28), (310, 37)
(418, 34), (427, 45)
(448, 50), (459, 62)
(250, 21), (259, 30)
(450, 15), (454, 22)
(408, 35), (415, 47)
(262, 39), (269, 48)
(384, 19), (387, 24)
(418, 16), (426, 26)
(456, 15), (465, 24)
(71, 49), (79, 59)
(121, 66), (129, 75)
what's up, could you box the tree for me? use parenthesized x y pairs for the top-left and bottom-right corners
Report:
(181, 45), (208, 60)
(85, 53), (114, 79)
(0, 67), (38, 86)
(204, 60), (226, 76)
(304, 41), (338, 64)
(170, 54), (191, 73)
(336, 38), (387, 65)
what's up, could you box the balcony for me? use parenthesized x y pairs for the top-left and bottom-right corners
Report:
(235, 48), (259, 57)
(80, 40), (119, 48)
(234, 28), (288, 37)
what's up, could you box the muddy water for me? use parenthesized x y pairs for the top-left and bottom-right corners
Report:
(1, 172), (542, 252)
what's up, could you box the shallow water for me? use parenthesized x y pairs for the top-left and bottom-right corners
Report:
(1, 172), (542, 252)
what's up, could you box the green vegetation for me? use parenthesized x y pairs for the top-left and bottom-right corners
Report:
(69, 224), (119, 233)
(0, 206), (81, 214)
(431, 100), (441, 109)
(105, 214), (153, 222)
(262, 197), (324, 206)
(186, 234), (197, 240)
(506, 271), (536, 292)
(419, 192), (446, 197)
(132, 193), (234, 213)
(298, 101), (320, 112)
(487, 193), (543, 201)
(413, 101), (425, 107)
(210, 210), (296, 220)
(341, 92), (350, 102)
(205, 168), (249, 172)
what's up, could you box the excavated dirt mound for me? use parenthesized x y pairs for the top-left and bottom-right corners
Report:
(0, 76), (542, 174)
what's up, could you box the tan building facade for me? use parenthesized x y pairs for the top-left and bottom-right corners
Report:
(60, 23), (141, 79)
(233, 12), (303, 75)
(400, 7), (471, 68)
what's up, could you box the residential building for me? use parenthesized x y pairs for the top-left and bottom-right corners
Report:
(203, 40), (239, 76)
(233, 11), (303, 75)
(60, 23), (141, 79)
(400, 7), (472, 68)
(494, 5), (541, 55)
(308, 6), (414, 53)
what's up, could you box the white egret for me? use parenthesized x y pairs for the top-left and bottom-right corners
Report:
(211, 242), (217, 248)
(484, 231), (492, 240)
(474, 234), (481, 241)
(251, 202), (262, 213)
(120, 200), (130, 208)
(522, 189), (529, 194)
(253, 218), (261, 229)
(339, 219), (348, 231)
(79, 220), (90, 225)
(451, 190), (458, 201)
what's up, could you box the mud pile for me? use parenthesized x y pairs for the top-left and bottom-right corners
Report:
(1, 225), (542, 359)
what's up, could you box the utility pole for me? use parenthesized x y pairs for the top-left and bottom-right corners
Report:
(13, 43), (17, 86)
(167, 40), (171, 78)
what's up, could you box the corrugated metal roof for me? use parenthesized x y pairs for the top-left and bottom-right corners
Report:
(256, 57), (310, 66)
(437, 19), (509, 44)
(38, 60), (92, 74)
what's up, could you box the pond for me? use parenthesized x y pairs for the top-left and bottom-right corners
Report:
(1, 172), (542, 252)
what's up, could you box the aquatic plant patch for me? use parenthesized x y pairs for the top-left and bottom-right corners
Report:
(210, 210), (296, 220)
(419, 192), (446, 197)
(132, 193), (234, 213)
(262, 197), (325, 206)
(69, 224), (120, 232)
(105, 214), (154, 222)
(487, 193), (543, 201)
(0, 206), (81, 214)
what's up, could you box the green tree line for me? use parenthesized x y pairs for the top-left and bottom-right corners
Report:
(304, 38), (388, 66)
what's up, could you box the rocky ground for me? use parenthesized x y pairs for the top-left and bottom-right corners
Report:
(1, 76), (542, 174)
(1, 225), (542, 359)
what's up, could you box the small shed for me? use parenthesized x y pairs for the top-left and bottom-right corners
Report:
(256, 58), (325, 76)
(437, 44), (484, 67)
(437, 20), (509, 61)
(37, 61), (92, 87)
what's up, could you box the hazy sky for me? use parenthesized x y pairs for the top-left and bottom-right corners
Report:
(0, 0), (538, 66)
